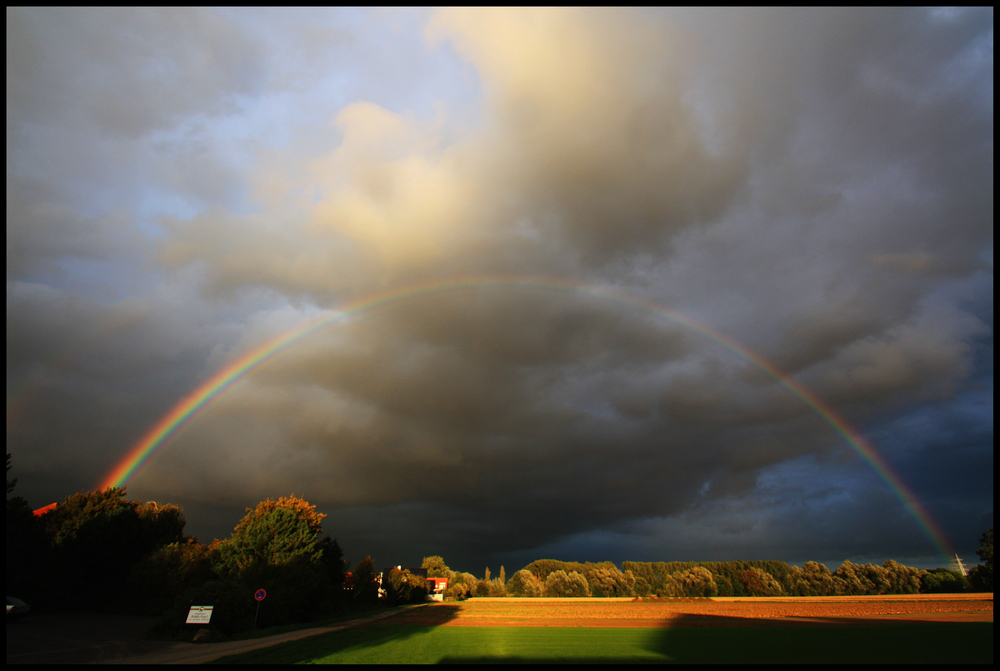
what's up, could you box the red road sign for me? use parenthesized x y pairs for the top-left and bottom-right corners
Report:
(255, 589), (266, 601)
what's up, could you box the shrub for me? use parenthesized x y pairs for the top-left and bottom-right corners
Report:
(152, 577), (254, 639)
(126, 538), (214, 615)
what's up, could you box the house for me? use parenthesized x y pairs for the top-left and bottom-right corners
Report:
(402, 567), (449, 599)
(381, 567), (449, 601)
(426, 576), (449, 601)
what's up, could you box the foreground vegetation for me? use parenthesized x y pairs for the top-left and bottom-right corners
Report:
(6, 454), (993, 641)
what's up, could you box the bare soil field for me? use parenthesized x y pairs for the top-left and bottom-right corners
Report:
(383, 594), (993, 628)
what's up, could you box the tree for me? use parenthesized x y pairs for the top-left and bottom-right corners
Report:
(7, 452), (17, 495)
(148, 496), (344, 635)
(507, 569), (544, 597)
(37, 487), (187, 607)
(584, 564), (636, 597)
(976, 528), (994, 566)
(736, 567), (783, 596)
(832, 560), (892, 595)
(232, 495), (326, 537)
(522, 559), (578, 583)
(205, 494), (342, 627)
(422, 555), (452, 579)
(670, 567), (718, 597)
(446, 582), (471, 601)
(881, 560), (925, 594)
(214, 495), (328, 574)
(833, 560), (863, 595)
(442, 570), (478, 602)
(350, 556), (380, 605)
(624, 561), (668, 596)
(41, 487), (182, 549)
(712, 573), (733, 597)
(317, 535), (348, 598)
(453, 571), (479, 593)
(544, 570), (591, 597)
(487, 577), (506, 597)
(215, 505), (323, 574)
(384, 567), (428, 605)
(632, 575), (653, 597)
(863, 563), (891, 594)
(968, 528), (993, 592)
(6, 452), (48, 600)
(658, 574), (683, 597)
(786, 561), (836, 596)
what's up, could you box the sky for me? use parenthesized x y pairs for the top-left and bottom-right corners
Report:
(6, 7), (993, 575)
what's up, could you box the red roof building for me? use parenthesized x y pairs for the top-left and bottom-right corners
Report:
(32, 502), (58, 517)
(426, 576), (448, 601)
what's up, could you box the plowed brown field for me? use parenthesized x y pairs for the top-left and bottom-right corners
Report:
(384, 594), (993, 628)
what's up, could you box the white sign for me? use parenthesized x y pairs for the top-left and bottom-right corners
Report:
(186, 605), (214, 624)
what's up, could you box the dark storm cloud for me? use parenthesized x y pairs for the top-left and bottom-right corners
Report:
(6, 8), (991, 570)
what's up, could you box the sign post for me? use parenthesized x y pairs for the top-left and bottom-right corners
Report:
(185, 605), (214, 625)
(254, 588), (266, 628)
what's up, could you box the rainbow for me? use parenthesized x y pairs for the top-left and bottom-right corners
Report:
(98, 276), (954, 560)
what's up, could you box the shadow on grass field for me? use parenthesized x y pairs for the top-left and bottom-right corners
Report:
(211, 609), (993, 665)
(211, 604), (462, 664)
(435, 618), (993, 665)
(636, 614), (994, 665)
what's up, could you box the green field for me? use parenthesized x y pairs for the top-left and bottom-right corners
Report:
(212, 622), (993, 664)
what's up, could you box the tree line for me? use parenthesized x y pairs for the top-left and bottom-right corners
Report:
(421, 554), (989, 600)
(6, 456), (992, 638)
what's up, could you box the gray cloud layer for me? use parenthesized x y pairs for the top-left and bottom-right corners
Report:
(7, 8), (992, 570)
